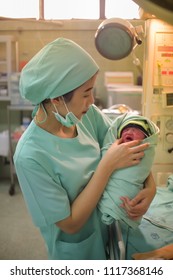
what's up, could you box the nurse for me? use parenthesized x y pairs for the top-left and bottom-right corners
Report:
(14, 38), (156, 260)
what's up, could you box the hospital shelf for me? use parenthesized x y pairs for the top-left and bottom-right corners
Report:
(7, 105), (33, 195)
(0, 36), (19, 101)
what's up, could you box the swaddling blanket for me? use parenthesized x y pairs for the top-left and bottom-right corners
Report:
(143, 175), (173, 231)
(98, 113), (159, 229)
(120, 185), (173, 259)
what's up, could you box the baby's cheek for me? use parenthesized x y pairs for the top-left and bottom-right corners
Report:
(133, 130), (145, 140)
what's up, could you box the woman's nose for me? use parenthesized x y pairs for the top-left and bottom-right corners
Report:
(89, 93), (95, 105)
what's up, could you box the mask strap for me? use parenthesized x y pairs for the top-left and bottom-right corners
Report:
(52, 102), (58, 113)
(52, 97), (69, 114)
(35, 103), (48, 124)
(61, 96), (70, 113)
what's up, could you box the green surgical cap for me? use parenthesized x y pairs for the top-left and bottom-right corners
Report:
(19, 37), (99, 104)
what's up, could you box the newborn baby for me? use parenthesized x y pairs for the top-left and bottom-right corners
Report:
(98, 113), (159, 229)
(119, 121), (150, 142)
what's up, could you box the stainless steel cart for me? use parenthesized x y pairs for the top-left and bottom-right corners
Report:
(108, 220), (126, 260)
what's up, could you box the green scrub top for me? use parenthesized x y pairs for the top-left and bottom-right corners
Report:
(14, 105), (112, 260)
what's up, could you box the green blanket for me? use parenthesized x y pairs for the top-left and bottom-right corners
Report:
(120, 184), (173, 259)
(143, 176), (173, 231)
(98, 113), (159, 229)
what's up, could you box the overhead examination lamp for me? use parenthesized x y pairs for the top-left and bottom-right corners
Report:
(95, 18), (143, 61)
(95, 0), (173, 61)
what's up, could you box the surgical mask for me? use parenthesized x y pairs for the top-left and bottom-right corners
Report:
(52, 98), (80, 127)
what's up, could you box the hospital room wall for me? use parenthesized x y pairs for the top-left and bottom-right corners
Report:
(0, 19), (145, 105)
(0, 19), (144, 179)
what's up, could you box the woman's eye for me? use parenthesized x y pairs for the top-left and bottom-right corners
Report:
(83, 92), (92, 97)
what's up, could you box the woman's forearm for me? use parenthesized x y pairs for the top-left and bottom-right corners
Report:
(56, 157), (113, 234)
(56, 140), (150, 233)
(144, 172), (156, 196)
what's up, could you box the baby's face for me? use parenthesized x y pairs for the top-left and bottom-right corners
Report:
(121, 127), (146, 142)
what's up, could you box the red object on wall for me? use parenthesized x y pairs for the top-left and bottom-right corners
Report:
(19, 60), (28, 71)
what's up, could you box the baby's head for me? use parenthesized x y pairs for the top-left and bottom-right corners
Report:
(118, 119), (151, 143)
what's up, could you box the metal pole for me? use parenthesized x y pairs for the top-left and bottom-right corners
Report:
(100, 0), (106, 19)
(39, 0), (44, 20)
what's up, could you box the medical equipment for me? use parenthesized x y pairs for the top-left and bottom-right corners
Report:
(102, 104), (135, 120)
(104, 71), (142, 113)
(108, 221), (125, 260)
(96, 16), (173, 183)
(142, 19), (173, 184)
(133, 0), (173, 26)
(95, 18), (143, 60)
(120, 180), (173, 259)
(95, 0), (173, 261)
(105, 86), (142, 113)
(95, 19), (143, 115)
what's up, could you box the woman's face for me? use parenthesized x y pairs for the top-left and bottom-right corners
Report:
(60, 74), (97, 119)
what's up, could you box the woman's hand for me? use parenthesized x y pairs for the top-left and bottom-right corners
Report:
(120, 173), (156, 220)
(103, 138), (150, 173)
(132, 244), (173, 260)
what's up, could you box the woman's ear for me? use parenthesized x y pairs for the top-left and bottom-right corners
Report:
(51, 98), (60, 104)
(51, 97), (64, 103)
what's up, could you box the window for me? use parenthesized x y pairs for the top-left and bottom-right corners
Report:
(105, 0), (139, 19)
(44, 0), (100, 19)
(0, 0), (139, 20)
(0, 0), (39, 18)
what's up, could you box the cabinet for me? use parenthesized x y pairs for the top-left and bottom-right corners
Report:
(0, 35), (19, 101)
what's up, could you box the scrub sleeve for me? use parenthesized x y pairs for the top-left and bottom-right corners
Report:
(14, 105), (112, 260)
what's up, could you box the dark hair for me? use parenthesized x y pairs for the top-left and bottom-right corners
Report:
(121, 123), (149, 137)
(63, 90), (74, 102)
(42, 90), (74, 105)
